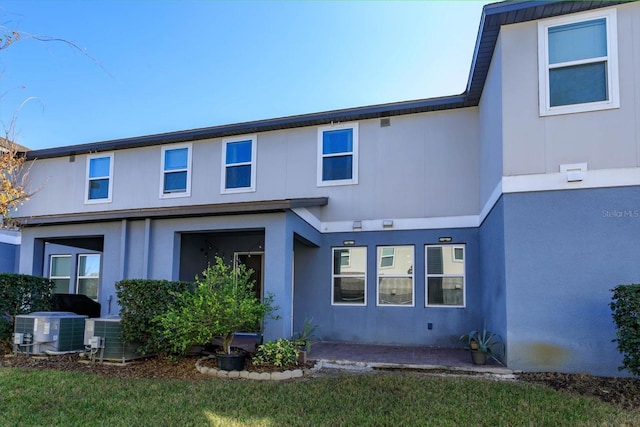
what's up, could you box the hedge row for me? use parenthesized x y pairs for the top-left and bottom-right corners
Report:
(115, 279), (192, 355)
(0, 273), (54, 342)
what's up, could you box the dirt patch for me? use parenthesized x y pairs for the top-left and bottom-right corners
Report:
(2, 353), (639, 410)
(519, 372), (640, 411)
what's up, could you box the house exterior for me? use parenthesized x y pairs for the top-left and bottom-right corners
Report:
(11, 0), (640, 376)
(0, 230), (20, 273)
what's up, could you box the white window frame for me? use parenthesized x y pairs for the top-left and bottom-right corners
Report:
(160, 143), (192, 198)
(538, 9), (619, 116)
(317, 123), (359, 187)
(331, 246), (367, 306)
(85, 153), (114, 204)
(426, 244), (466, 308)
(376, 245), (414, 307)
(49, 254), (71, 294)
(76, 253), (101, 301)
(220, 135), (257, 194)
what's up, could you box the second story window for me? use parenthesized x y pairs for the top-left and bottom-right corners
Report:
(538, 9), (618, 116)
(85, 153), (113, 203)
(317, 123), (358, 186)
(221, 135), (256, 193)
(161, 144), (191, 197)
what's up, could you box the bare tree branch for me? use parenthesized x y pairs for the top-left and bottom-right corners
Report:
(1, 26), (113, 78)
(0, 22), (108, 228)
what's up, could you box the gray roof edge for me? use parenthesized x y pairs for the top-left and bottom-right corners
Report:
(26, 94), (467, 159)
(464, 0), (633, 101)
(17, 197), (329, 226)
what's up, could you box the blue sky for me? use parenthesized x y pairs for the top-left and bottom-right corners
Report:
(1, 1), (492, 150)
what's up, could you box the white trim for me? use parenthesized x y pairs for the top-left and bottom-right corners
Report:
(0, 230), (21, 245)
(84, 153), (114, 204)
(479, 180), (503, 225)
(291, 207), (323, 231)
(221, 135), (257, 194)
(503, 168), (640, 194)
(317, 123), (359, 187)
(160, 143), (192, 198)
(320, 216), (479, 233)
(297, 167), (640, 234)
(538, 8), (619, 116)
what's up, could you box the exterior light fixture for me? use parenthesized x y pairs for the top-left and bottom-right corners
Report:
(439, 237), (452, 243)
(382, 219), (393, 228)
(560, 163), (587, 183)
(343, 240), (355, 246)
(352, 220), (362, 230)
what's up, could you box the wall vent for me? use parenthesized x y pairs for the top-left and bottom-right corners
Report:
(380, 118), (391, 127)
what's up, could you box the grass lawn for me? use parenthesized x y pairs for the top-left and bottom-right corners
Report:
(0, 368), (637, 426)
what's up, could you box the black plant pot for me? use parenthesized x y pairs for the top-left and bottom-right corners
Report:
(216, 352), (246, 371)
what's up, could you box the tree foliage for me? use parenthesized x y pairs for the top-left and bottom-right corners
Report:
(0, 273), (54, 348)
(611, 284), (640, 376)
(154, 257), (278, 356)
(0, 139), (33, 228)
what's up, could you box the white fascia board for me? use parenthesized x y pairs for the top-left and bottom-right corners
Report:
(503, 168), (640, 194)
(0, 229), (21, 245)
(479, 181), (503, 225)
(291, 207), (322, 232)
(293, 211), (479, 233)
(297, 167), (640, 234)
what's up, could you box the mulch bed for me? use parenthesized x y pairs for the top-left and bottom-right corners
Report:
(0, 352), (313, 381)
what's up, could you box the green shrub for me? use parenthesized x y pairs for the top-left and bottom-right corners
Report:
(0, 273), (54, 344)
(154, 257), (277, 356)
(252, 338), (299, 369)
(115, 279), (192, 355)
(610, 284), (640, 376)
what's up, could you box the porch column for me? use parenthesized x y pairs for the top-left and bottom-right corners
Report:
(262, 221), (294, 341)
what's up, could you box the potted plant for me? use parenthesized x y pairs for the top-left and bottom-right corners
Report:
(291, 316), (319, 364)
(154, 257), (277, 371)
(459, 327), (503, 365)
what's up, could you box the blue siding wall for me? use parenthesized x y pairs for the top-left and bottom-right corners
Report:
(503, 187), (640, 376)
(294, 228), (482, 347)
(479, 197), (507, 354)
(0, 241), (18, 273)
